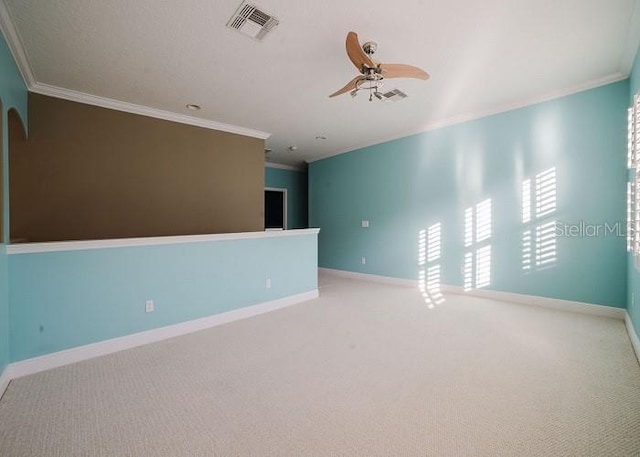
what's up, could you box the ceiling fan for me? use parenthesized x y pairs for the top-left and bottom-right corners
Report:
(329, 31), (430, 101)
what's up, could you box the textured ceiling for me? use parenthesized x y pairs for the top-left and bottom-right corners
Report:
(2, 0), (640, 167)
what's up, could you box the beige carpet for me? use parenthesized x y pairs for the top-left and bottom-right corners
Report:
(1, 272), (639, 456)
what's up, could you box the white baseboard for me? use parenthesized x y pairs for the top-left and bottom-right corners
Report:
(319, 268), (625, 320)
(625, 312), (640, 363)
(320, 268), (635, 358)
(442, 285), (626, 320)
(6, 289), (319, 381)
(319, 268), (418, 288)
(0, 365), (11, 399)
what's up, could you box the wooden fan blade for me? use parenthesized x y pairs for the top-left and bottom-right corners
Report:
(380, 63), (430, 80)
(329, 76), (363, 98)
(346, 32), (374, 71)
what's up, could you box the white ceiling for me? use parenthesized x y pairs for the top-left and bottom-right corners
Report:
(2, 0), (639, 167)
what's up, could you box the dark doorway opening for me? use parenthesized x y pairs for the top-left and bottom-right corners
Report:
(265, 188), (287, 230)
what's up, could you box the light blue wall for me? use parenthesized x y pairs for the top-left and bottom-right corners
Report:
(9, 232), (318, 361)
(628, 49), (640, 332)
(265, 167), (308, 229)
(0, 250), (7, 374)
(0, 32), (28, 375)
(0, 27), (317, 365)
(310, 81), (628, 308)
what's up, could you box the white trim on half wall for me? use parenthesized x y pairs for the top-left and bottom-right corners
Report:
(8, 228), (320, 255)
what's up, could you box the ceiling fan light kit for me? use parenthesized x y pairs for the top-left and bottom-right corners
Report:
(330, 31), (429, 102)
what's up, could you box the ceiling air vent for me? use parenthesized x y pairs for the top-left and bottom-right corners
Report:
(227, 2), (279, 41)
(380, 89), (408, 102)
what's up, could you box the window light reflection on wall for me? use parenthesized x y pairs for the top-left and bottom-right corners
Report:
(627, 94), (640, 258)
(522, 167), (557, 271)
(535, 168), (556, 218)
(463, 199), (492, 291)
(418, 223), (444, 308)
(628, 181), (635, 253)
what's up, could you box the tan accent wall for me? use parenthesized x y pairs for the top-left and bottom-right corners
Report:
(10, 93), (265, 242)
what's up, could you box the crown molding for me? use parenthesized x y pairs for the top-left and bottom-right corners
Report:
(308, 72), (628, 163)
(30, 82), (271, 139)
(0, 0), (271, 140)
(0, 0), (35, 87)
(620, 0), (640, 76)
(265, 162), (306, 171)
(2, 0), (636, 153)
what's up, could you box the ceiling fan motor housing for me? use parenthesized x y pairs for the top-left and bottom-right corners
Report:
(363, 41), (377, 56)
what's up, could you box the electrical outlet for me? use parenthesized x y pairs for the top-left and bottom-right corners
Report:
(145, 300), (154, 313)
(266, 278), (272, 289)
(361, 220), (369, 228)
(361, 256), (366, 265)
